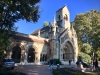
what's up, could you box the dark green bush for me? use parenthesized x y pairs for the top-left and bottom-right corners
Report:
(53, 59), (62, 65)
(98, 61), (100, 65)
(0, 69), (9, 75)
(78, 52), (91, 63)
(47, 59), (62, 65)
(0, 68), (26, 75)
(10, 72), (27, 75)
(52, 68), (100, 75)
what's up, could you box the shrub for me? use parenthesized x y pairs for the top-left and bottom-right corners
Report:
(98, 61), (100, 65)
(47, 59), (62, 65)
(0, 68), (26, 75)
(78, 52), (91, 63)
(53, 59), (62, 65)
(10, 72), (27, 75)
(52, 68), (100, 75)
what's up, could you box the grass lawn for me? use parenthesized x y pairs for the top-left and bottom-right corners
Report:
(52, 68), (100, 75)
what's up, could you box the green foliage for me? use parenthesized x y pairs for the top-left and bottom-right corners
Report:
(0, 30), (14, 61)
(0, 0), (40, 25)
(43, 21), (49, 27)
(82, 43), (92, 55)
(73, 10), (100, 52)
(47, 59), (62, 65)
(98, 61), (100, 65)
(78, 52), (91, 63)
(53, 59), (62, 65)
(53, 68), (100, 75)
(0, 68), (26, 75)
(96, 47), (100, 60)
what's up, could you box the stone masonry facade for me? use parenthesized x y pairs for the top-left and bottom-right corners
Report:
(5, 6), (78, 65)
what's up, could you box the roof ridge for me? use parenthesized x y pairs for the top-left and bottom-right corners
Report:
(56, 5), (66, 12)
(58, 29), (68, 38)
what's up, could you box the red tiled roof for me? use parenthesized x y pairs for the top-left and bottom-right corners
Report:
(12, 35), (32, 41)
(12, 35), (49, 44)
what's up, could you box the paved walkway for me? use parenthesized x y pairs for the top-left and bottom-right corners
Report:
(13, 65), (53, 75)
(12, 64), (100, 75)
(12, 64), (77, 75)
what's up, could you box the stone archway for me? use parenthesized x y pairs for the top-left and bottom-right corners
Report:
(63, 41), (74, 61)
(27, 48), (35, 63)
(12, 46), (21, 63)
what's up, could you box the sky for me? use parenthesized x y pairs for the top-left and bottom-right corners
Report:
(15, 0), (100, 34)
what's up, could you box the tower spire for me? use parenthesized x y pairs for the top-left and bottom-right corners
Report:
(53, 15), (56, 26)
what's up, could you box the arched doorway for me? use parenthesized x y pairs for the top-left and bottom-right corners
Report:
(12, 46), (21, 63)
(63, 41), (74, 61)
(27, 48), (35, 62)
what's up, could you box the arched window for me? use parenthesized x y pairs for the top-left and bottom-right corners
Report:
(12, 46), (21, 63)
(40, 54), (42, 61)
(27, 48), (35, 62)
(63, 54), (65, 59)
(64, 14), (68, 21)
(58, 15), (61, 20)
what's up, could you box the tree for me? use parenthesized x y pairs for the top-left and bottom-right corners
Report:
(73, 10), (100, 53)
(96, 47), (100, 60)
(82, 43), (92, 55)
(43, 21), (49, 27)
(0, 0), (40, 28)
(0, 0), (41, 60)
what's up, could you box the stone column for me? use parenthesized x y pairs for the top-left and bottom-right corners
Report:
(35, 52), (40, 64)
(74, 52), (77, 62)
(24, 51), (28, 64)
(21, 50), (25, 63)
(6, 51), (9, 58)
(60, 52), (62, 61)
(9, 51), (12, 58)
(56, 48), (59, 59)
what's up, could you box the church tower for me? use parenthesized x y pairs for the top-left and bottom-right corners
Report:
(49, 6), (71, 59)
(49, 16), (58, 59)
(56, 6), (70, 30)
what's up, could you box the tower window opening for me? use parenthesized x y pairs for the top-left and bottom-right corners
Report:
(58, 15), (61, 20)
(64, 14), (68, 21)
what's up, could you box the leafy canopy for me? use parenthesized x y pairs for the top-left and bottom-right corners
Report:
(82, 43), (92, 54)
(43, 21), (49, 27)
(0, 0), (40, 28)
(73, 10), (100, 52)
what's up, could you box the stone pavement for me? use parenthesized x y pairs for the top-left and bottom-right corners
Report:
(12, 64), (100, 75)
(13, 65), (53, 75)
(13, 64), (77, 75)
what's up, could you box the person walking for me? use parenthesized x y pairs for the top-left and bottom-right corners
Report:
(95, 59), (99, 71)
(69, 60), (71, 65)
(49, 59), (53, 70)
(93, 60), (95, 71)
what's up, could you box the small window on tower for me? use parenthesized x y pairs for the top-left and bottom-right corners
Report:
(64, 14), (68, 21)
(58, 15), (61, 20)
(46, 33), (48, 38)
(63, 54), (65, 59)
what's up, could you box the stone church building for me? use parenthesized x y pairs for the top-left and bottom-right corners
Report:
(6, 6), (78, 65)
